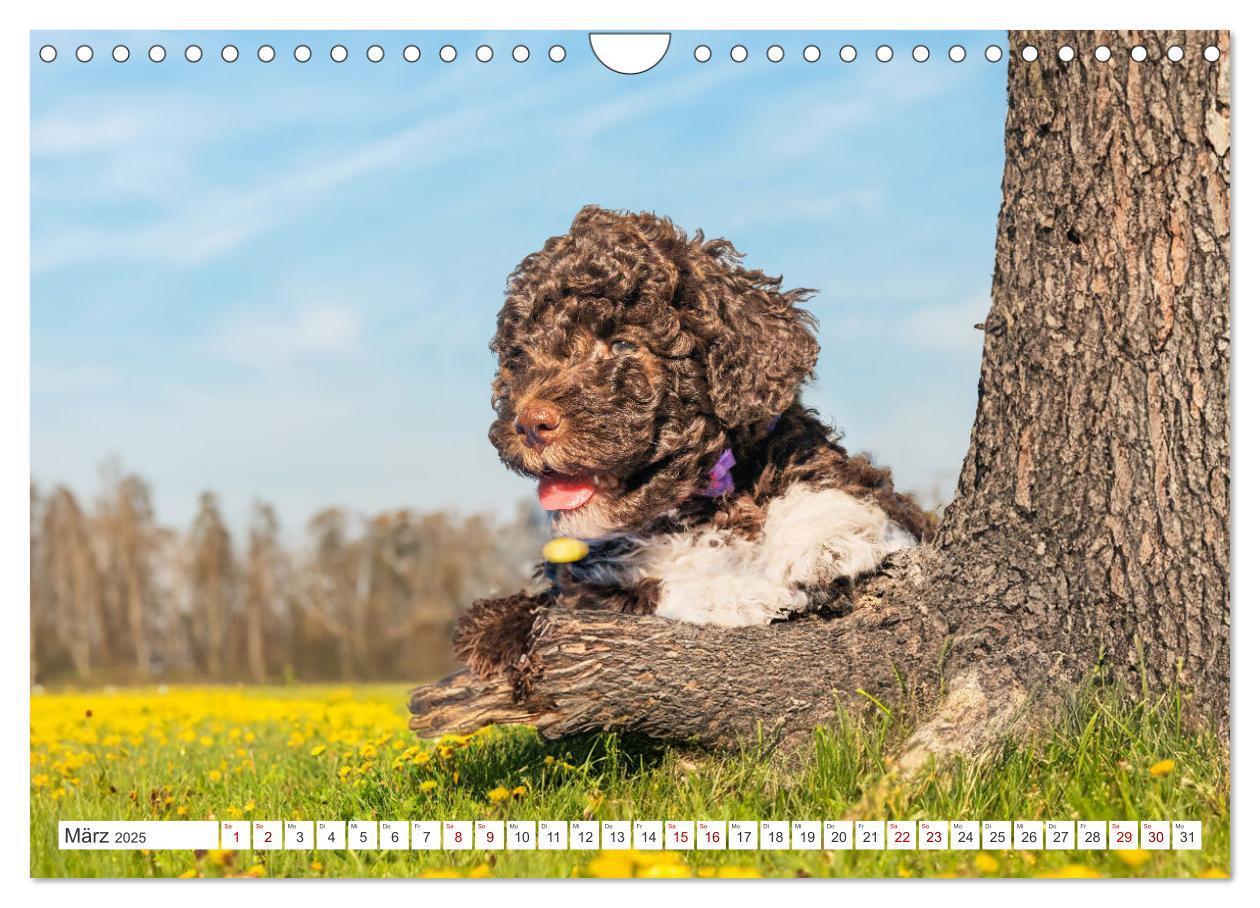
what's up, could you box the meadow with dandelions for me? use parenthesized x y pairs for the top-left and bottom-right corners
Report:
(30, 683), (1229, 879)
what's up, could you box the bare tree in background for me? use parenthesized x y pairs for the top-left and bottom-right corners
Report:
(30, 462), (548, 685)
(189, 492), (235, 680)
(95, 463), (160, 679)
(244, 502), (282, 684)
(305, 507), (360, 680)
(31, 484), (43, 683)
(35, 487), (102, 680)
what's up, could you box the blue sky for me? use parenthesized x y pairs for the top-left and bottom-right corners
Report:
(30, 30), (1007, 535)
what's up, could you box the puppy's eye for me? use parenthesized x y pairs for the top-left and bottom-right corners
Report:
(611, 340), (638, 355)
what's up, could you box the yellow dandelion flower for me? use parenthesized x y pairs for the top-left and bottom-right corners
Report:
(511, 785), (527, 798)
(974, 853), (1000, 874)
(310, 745), (327, 757)
(1039, 864), (1103, 878)
(420, 869), (462, 878)
(638, 862), (692, 878)
(419, 780), (438, 793)
(208, 850), (233, 867)
(177, 806), (188, 817)
(544, 755), (555, 766)
(338, 766), (354, 780)
(1198, 869), (1229, 879)
(467, 863), (493, 878)
(199, 736), (213, 748)
(243, 864), (266, 878)
(487, 786), (512, 804)
(715, 866), (761, 878)
(1115, 849), (1151, 870)
(631, 850), (681, 866)
(452, 770), (460, 784)
(208, 770), (222, 782)
(225, 806), (242, 819)
(32, 774), (49, 789)
(178, 869), (199, 879)
(310, 861), (323, 873)
(1149, 759), (1176, 777)
(586, 852), (635, 878)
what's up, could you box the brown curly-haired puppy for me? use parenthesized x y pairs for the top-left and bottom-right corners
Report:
(455, 206), (930, 681)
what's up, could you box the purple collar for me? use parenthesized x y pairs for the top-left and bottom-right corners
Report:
(701, 414), (780, 498)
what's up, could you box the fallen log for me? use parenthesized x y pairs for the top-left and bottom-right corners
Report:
(409, 557), (955, 749)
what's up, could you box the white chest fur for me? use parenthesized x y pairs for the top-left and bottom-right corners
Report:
(636, 485), (915, 627)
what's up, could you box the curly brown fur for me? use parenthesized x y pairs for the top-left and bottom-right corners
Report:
(489, 205), (822, 538)
(671, 402), (933, 542)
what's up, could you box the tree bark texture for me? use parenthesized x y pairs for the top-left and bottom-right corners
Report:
(410, 30), (1230, 755)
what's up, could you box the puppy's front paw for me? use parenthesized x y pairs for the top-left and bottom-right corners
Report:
(452, 593), (547, 679)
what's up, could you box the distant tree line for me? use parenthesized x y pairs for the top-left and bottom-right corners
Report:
(30, 461), (546, 685)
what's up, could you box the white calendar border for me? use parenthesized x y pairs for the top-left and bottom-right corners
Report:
(8, 2), (1251, 905)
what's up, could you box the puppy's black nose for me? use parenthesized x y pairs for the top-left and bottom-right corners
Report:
(515, 400), (563, 448)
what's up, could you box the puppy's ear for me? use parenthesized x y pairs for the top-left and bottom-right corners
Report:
(692, 241), (819, 428)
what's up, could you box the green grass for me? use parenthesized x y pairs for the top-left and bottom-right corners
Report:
(30, 681), (1230, 878)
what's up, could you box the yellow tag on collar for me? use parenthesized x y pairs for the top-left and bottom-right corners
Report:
(543, 537), (590, 564)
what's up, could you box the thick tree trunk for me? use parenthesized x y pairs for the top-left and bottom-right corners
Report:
(410, 30), (1230, 759)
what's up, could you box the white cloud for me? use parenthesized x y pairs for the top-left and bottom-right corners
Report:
(718, 188), (884, 233)
(31, 84), (545, 274)
(31, 110), (145, 157)
(902, 295), (990, 355)
(575, 64), (740, 138)
(206, 302), (363, 369)
(31, 365), (121, 393)
(822, 295), (989, 357)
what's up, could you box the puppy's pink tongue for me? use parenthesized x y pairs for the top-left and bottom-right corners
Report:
(538, 473), (596, 511)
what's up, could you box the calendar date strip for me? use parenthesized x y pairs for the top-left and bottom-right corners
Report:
(59, 819), (1204, 851)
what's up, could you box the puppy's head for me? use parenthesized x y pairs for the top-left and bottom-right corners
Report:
(489, 206), (818, 538)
